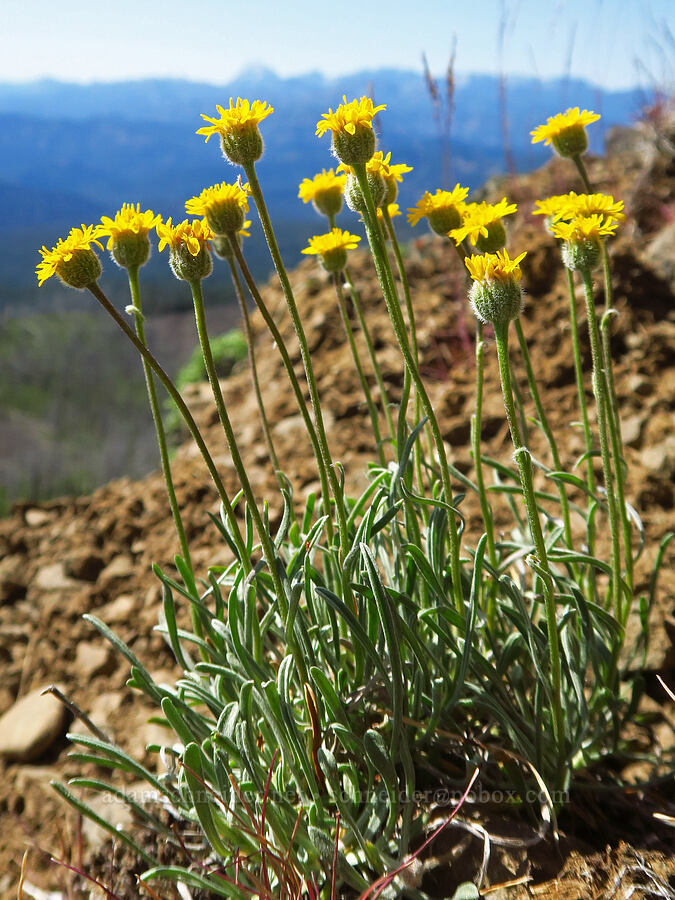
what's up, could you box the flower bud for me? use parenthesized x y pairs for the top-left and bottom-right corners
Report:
(561, 237), (601, 271)
(59, 248), (103, 288)
(332, 126), (376, 167)
(344, 171), (386, 213)
(551, 125), (588, 158)
(469, 279), (523, 328)
(110, 231), (150, 269)
(474, 220), (507, 253)
(169, 244), (213, 282)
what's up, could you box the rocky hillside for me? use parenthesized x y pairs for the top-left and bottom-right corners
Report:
(0, 107), (674, 896)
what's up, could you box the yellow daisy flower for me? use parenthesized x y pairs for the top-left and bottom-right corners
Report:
(550, 214), (619, 242)
(156, 217), (214, 282)
(532, 194), (576, 219)
(551, 214), (619, 271)
(465, 249), (527, 284)
(36, 224), (103, 288)
(301, 227), (361, 273)
(407, 185), (469, 235)
(533, 192), (625, 224)
(530, 107), (600, 158)
(186, 181), (250, 235)
(197, 98), (273, 165)
(466, 250), (527, 328)
(97, 203), (160, 269)
(298, 168), (347, 218)
(316, 96), (386, 167)
(157, 217), (213, 256)
(316, 95), (385, 138)
(450, 198), (517, 251)
(377, 203), (401, 221)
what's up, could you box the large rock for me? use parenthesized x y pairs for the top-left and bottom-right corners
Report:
(0, 687), (67, 762)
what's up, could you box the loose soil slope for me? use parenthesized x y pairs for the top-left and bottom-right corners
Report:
(1, 110), (674, 896)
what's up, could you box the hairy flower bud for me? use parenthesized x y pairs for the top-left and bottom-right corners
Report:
(561, 237), (601, 271)
(344, 171), (386, 213)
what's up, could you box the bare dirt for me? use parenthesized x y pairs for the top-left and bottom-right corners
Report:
(1, 110), (674, 897)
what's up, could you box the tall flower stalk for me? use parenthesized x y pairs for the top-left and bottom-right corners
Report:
(466, 249), (565, 784)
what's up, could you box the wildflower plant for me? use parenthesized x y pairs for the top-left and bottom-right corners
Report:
(38, 95), (673, 898)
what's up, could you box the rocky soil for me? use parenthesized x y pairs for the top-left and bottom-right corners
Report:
(1, 109), (674, 897)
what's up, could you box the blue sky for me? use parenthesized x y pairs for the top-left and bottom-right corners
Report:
(2, 0), (673, 89)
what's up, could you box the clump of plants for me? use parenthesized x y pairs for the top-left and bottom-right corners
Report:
(36, 98), (672, 896)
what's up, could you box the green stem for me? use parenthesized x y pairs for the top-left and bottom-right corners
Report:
(514, 319), (574, 552)
(580, 268), (622, 619)
(87, 282), (250, 573)
(244, 162), (350, 560)
(472, 321), (499, 627)
(127, 266), (195, 588)
(343, 266), (396, 445)
(566, 267), (597, 595)
(493, 321), (565, 783)
(229, 235), (333, 544)
(332, 273), (386, 465)
(190, 278), (310, 678)
(600, 246), (633, 610)
(353, 163), (464, 613)
(572, 155), (593, 193)
(227, 257), (284, 485)
(382, 207), (430, 493)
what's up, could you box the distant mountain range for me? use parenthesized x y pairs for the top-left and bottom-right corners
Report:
(0, 68), (651, 311)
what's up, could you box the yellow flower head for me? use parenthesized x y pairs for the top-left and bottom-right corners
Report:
(377, 203), (401, 221)
(97, 203), (160, 269)
(157, 217), (213, 256)
(530, 107), (600, 158)
(301, 227), (361, 273)
(369, 152), (412, 205)
(298, 168), (347, 218)
(316, 96), (386, 167)
(156, 217), (213, 281)
(450, 198), (517, 251)
(465, 249), (527, 284)
(197, 98), (273, 165)
(407, 185), (469, 235)
(466, 250), (527, 328)
(36, 224), (103, 288)
(316, 95), (386, 138)
(551, 214), (618, 271)
(532, 194), (576, 219)
(186, 181), (250, 235)
(550, 213), (619, 242)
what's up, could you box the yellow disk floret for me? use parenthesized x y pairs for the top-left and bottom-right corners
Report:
(186, 181), (250, 235)
(530, 107), (600, 157)
(450, 198), (517, 251)
(301, 227), (361, 273)
(36, 224), (103, 287)
(408, 185), (469, 234)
